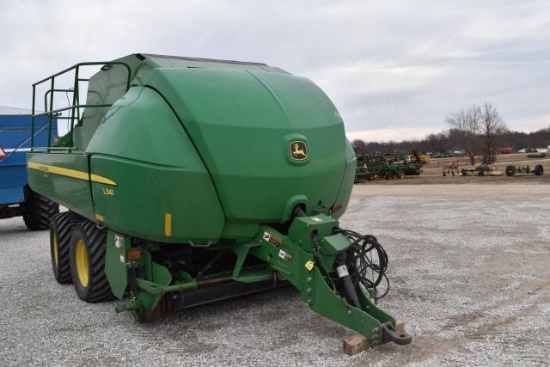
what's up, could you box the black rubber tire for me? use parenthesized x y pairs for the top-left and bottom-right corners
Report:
(505, 165), (516, 177)
(397, 170), (405, 179)
(50, 212), (83, 284)
(23, 186), (59, 231)
(478, 170), (484, 177)
(70, 221), (114, 302)
(534, 164), (544, 176)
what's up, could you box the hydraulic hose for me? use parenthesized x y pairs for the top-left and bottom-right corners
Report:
(335, 252), (361, 308)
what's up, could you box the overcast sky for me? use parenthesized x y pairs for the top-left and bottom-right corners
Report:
(1, 0), (549, 142)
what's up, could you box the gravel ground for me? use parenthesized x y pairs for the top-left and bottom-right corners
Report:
(1, 184), (549, 366)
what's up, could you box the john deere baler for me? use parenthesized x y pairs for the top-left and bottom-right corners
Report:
(27, 54), (410, 346)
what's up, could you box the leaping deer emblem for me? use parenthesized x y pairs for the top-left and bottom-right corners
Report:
(291, 141), (308, 160)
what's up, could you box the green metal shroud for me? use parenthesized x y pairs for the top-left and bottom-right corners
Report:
(27, 54), (410, 346)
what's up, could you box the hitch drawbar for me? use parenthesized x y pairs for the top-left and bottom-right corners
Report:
(382, 321), (411, 345)
(343, 320), (411, 355)
(240, 213), (412, 348)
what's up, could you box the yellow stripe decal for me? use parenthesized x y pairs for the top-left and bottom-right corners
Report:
(95, 213), (104, 222)
(90, 173), (117, 186)
(28, 162), (117, 186)
(165, 213), (172, 237)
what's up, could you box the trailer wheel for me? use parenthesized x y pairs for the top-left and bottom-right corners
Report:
(397, 170), (405, 179)
(505, 165), (516, 176)
(50, 212), (83, 284)
(70, 221), (114, 302)
(534, 164), (544, 176)
(23, 186), (59, 231)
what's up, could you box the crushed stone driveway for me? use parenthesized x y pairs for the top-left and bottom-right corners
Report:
(1, 184), (549, 366)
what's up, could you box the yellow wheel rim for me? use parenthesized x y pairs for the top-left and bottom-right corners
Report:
(52, 233), (59, 267)
(75, 239), (89, 287)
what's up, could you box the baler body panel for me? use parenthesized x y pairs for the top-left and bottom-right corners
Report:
(146, 68), (350, 224)
(332, 142), (357, 219)
(86, 87), (224, 243)
(26, 152), (94, 219)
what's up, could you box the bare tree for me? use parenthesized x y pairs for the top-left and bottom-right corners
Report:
(479, 102), (507, 163)
(351, 139), (367, 155)
(446, 103), (507, 165)
(446, 106), (480, 165)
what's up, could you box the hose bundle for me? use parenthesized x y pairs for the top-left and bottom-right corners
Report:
(334, 229), (390, 301)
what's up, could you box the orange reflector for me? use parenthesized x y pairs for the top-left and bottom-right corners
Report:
(0, 146), (6, 159)
(127, 249), (142, 261)
(331, 204), (343, 214)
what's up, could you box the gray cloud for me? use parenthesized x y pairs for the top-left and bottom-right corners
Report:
(1, 0), (549, 141)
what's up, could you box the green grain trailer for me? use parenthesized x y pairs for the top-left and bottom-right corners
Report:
(27, 54), (410, 347)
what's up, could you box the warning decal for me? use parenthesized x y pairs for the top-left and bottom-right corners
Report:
(263, 231), (282, 248)
(278, 249), (293, 262)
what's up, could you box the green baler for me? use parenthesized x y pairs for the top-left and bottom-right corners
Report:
(27, 54), (410, 347)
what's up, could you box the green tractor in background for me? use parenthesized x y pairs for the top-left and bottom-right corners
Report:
(28, 54), (410, 347)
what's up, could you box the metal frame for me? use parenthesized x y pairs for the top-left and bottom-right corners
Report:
(30, 62), (132, 151)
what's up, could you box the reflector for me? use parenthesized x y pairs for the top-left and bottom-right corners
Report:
(127, 249), (142, 261)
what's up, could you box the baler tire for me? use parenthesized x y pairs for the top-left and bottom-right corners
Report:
(534, 164), (544, 176)
(23, 186), (59, 231)
(50, 212), (83, 284)
(505, 165), (515, 176)
(70, 221), (114, 302)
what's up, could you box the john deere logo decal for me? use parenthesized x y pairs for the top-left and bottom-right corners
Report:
(290, 141), (308, 161)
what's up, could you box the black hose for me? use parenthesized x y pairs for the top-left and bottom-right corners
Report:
(335, 252), (361, 308)
(334, 228), (390, 301)
(293, 206), (307, 218)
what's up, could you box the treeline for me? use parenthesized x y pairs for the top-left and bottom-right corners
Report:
(352, 125), (550, 155)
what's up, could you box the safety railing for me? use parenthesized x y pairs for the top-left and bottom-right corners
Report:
(31, 61), (132, 152)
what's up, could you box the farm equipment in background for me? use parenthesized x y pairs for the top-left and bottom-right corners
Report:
(461, 163), (502, 176)
(505, 164), (544, 176)
(27, 54), (411, 348)
(355, 164), (374, 183)
(0, 109), (59, 229)
(527, 152), (547, 159)
(380, 151), (423, 177)
(442, 160), (461, 176)
(355, 151), (423, 182)
(409, 150), (430, 165)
